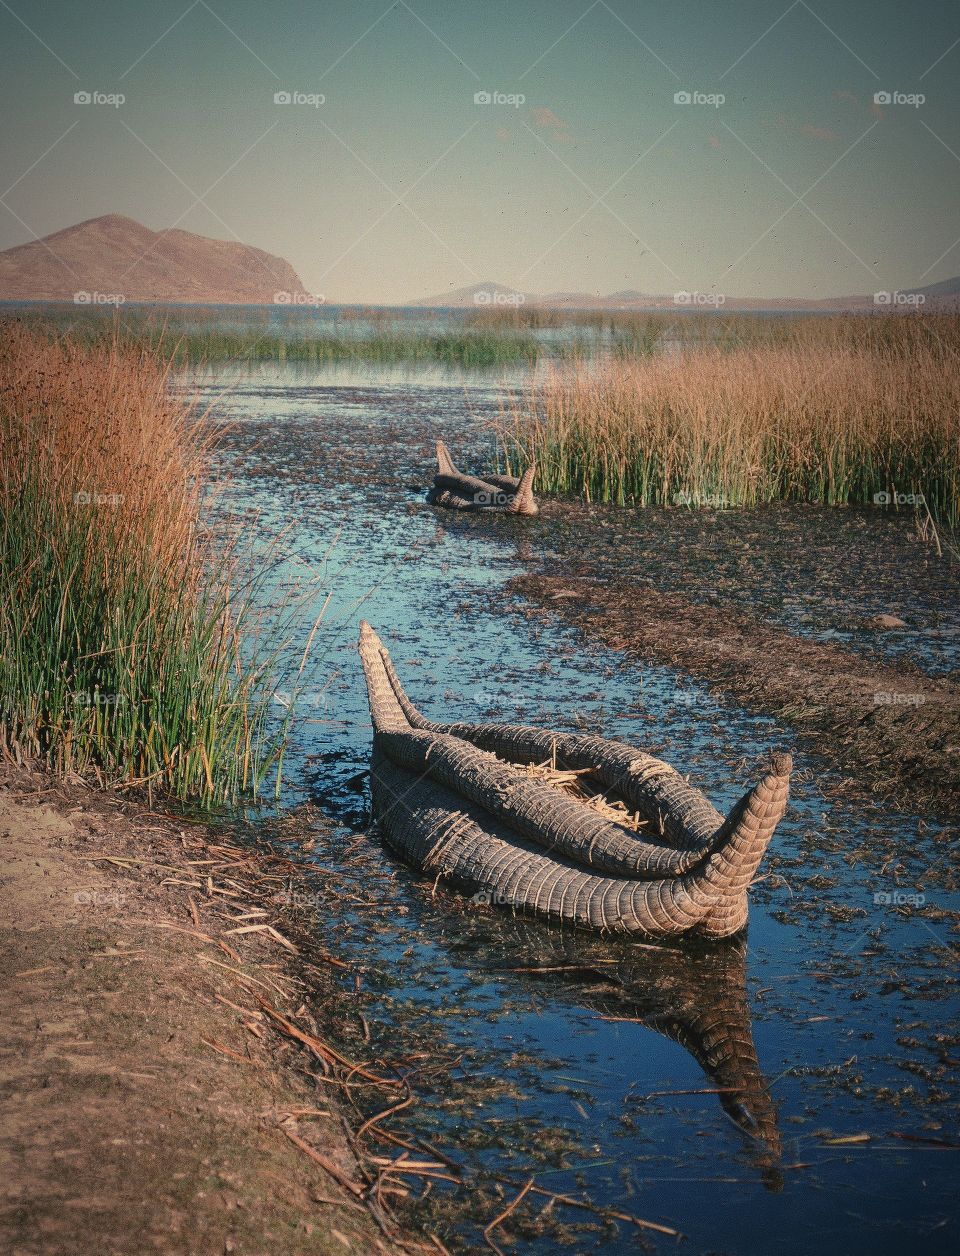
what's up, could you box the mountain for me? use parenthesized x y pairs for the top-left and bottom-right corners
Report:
(410, 278), (960, 312)
(0, 214), (309, 304)
(907, 275), (960, 304)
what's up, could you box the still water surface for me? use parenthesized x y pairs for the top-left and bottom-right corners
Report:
(186, 361), (957, 1254)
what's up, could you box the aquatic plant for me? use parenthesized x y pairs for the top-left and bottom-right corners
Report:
(4, 306), (543, 368)
(501, 315), (960, 524)
(0, 323), (291, 803)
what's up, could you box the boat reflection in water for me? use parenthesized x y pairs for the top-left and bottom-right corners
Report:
(440, 915), (784, 1192)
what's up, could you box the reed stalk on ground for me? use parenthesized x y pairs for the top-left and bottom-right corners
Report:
(500, 317), (960, 524)
(0, 322), (290, 803)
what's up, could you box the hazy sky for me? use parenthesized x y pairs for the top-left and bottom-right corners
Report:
(1, 0), (958, 301)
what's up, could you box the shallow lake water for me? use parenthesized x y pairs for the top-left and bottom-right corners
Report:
(186, 362), (958, 1254)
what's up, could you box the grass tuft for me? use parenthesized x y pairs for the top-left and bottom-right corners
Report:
(500, 316), (960, 524)
(0, 322), (287, 804)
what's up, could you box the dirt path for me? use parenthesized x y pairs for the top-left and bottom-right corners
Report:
(0, 762), (430, 1256)
(512, 573), (960, 811)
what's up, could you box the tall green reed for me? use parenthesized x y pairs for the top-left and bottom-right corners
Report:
(0, 322), (298, 804)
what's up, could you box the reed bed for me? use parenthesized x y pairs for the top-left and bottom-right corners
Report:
(152, 328), (543, 367)
(7, 307), (543, 368)
(501, 316), (960, 524)
(0, 322), (287, 803)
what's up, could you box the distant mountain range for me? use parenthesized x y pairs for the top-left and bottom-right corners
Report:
(409, 279), (960, 312)
(0, 214), (957, 310)
(0, 215), (309, 305)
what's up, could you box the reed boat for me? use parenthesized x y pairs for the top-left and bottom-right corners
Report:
(358, 622), (792, 939)
(426, 439), (538, 515)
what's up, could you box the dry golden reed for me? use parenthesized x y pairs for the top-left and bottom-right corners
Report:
(502, 315), (959, 523)
(0, 322), (283, 802)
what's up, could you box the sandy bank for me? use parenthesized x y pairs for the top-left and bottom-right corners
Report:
(0, 762), (431, 1256)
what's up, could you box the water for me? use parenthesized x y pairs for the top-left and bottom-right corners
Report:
(188, 361), (958, 1254)
(4, 298), (783, 366)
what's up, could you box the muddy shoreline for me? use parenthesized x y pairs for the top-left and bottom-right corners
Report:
(494, 498), (960, 814)
(0, 761), (432, 1256)
(511, 572), (960, 812)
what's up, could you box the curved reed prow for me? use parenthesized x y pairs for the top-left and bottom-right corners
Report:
(695, 752), (793, 938)
(358, 621), (411, 734)
(435, 439), (457, 476)
(509, 464), (538, 516)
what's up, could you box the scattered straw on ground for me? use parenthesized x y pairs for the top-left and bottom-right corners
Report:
(0, 760), (433, 1256)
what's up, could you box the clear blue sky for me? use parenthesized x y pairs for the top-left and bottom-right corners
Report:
(0, 0), (958, 301)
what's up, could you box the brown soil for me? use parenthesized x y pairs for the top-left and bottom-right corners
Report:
(511, 573), (960, 811)
(0, 761), (431, 1256)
